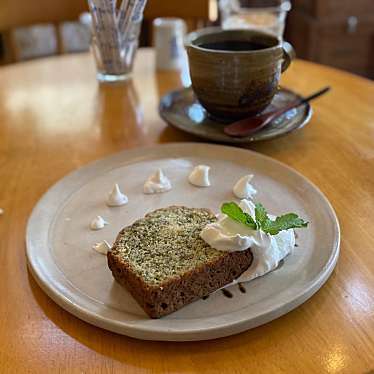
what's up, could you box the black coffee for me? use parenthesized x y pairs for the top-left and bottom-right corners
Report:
(198, 40), (268, 51)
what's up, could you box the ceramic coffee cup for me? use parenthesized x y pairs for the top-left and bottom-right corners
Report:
(186, 29), (294, 120)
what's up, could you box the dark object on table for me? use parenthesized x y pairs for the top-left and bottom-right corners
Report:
(0, 34), (4, 60)
(286, 0), (374, 79)
(238, 0), (283, 6)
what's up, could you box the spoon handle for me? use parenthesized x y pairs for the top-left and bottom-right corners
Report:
(272, 86), (331, 117)
(299, 86), (331, 105)
(224, 86), (331, 137)
(265, 86), (331, 121)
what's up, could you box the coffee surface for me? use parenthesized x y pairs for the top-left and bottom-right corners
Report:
(198, 40), (268, 51)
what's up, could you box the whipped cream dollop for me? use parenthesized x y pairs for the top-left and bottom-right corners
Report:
(189, 165), (211, 187)
(200, 199), (295, 283)
(92, 240), (111, 255)
(90, 215), (108, 231)
(107, 184), (128, 207)
(233, 175), (257, 199)
(144, 169), (172, 194)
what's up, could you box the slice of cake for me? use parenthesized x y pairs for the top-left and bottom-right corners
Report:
(107, 206), (253, 318)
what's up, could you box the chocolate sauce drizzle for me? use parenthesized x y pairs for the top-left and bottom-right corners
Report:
(203, 262), (286, 301)
(238, 283), (246, 294)
(221, 289), (233, 298)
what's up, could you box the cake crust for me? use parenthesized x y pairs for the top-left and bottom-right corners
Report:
(108, 206), (253, 318)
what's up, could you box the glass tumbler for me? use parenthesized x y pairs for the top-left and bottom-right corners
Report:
(91, 21), (142, 82)
(219, 0), (291, 39)
(88, 0), (146, 82)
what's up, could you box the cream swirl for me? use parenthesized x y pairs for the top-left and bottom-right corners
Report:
(144, 169), (172, 194)
(107, 184), (128, 207)
(188, 165), (211, 187)
(200, 199), (295, 283)
(90, 215), (108, 231)
(233, 175), (257, 200)
(92, 241), (111, 255)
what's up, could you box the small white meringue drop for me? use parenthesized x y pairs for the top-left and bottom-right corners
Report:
(107, 184), (128, 207)
(92, 241), (111, 255)
(188, 165), (211, 187)
(90, 216), (108, 231)
(233, 175), (257, 199)
(144, 169), (172, 194)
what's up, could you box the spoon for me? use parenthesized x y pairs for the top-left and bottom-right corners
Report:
(224, 86), (331, 138)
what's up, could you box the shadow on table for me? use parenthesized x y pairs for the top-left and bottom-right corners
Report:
(157, 118), (310, 163)
(158, 124), (205, 144)
(27, 267), (334, 372)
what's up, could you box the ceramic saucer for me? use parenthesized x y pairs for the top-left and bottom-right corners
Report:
(159, 87), (312, 143)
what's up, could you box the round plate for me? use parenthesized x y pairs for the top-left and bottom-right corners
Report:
(159, 87), (312, 143)
(26, 143), (339, 341)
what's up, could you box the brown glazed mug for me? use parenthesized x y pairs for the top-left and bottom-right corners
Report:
(186, 29), (295, 120)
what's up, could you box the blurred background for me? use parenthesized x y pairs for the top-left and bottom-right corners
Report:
(0, 0), (373, 79)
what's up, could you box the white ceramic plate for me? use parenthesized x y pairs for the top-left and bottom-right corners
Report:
(26, 143), (340, 341)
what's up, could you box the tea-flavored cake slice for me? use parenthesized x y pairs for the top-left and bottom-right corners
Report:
(108, 206), (253, 318)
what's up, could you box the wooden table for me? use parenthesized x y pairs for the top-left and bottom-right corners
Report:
(0, 49), (373, 373)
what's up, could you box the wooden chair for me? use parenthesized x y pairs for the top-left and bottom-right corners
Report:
(0, 0), (218, 63)
(0, 0), (88, 63)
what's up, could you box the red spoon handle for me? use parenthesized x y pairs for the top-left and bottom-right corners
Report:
(224, 99), (301, 137)
(224, 87), (331, 137)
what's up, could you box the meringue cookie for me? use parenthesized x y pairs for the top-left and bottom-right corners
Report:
(107, 184), (128, 207)
(144, 169), (172, 194)
(233, 175), (257, 199)
(90, 216), (108, 231)
(92, 241), (111, 255)
(188, 165), (211, 187)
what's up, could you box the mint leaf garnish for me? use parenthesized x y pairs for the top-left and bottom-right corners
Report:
(221, 202), (257, 230)
(221, 202), (308, 235)
(262, 213), (308, 235)
(255, 203), (268, 227)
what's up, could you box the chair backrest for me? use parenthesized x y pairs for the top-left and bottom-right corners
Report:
(0, 0), (88, 62)
(0, 0), (217, 63)
(0, 0), (217, 30)
(0, 0), (87, 30)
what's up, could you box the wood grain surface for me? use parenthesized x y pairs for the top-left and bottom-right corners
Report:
(0, 49), (373, 373)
